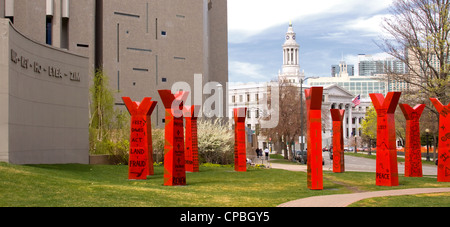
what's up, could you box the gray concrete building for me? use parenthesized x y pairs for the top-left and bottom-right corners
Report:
(95, 0), (228, 126)
(0, 19), (89, 164)
(1, 0), (228, 164)
(2, 0), (228, 124)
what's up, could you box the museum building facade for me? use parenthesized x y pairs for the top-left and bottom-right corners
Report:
(0, 19), (89, 164)
(1, 0), (228, 164)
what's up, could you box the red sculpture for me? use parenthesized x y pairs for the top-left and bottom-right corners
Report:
(370, 92), (401, 187)
(234, 108), (248, 172)
(305, 87), (323, 190)
(158, 90), (189, 186)
(184, 105), (201, 173)
(430, 98), (450, 182)
(330, 109), (345, 173)
(122, 97), (157, 180)
(399, 104), (425, 177)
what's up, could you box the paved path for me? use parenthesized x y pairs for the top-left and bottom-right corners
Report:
(269, 155), (437, 175)
(278, 188), (450, 207)
(268, 156), (448, 207)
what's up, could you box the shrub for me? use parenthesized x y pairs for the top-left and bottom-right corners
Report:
(142, 119), (234, 165)
(197, 118), (234, 165)
(152, 128), (165, 163)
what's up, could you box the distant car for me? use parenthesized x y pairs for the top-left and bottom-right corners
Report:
(329, 146), (333, 160)
(295, 150), (306, 164)
(295, 150), (324, 165)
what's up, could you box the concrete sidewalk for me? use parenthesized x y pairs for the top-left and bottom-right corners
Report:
(269, 158), (448, 207)
(278, 188), (450, 207)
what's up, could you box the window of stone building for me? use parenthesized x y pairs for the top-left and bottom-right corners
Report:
(46, 16), (52, 45)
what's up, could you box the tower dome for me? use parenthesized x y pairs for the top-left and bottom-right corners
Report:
(279, 22), (304, 83)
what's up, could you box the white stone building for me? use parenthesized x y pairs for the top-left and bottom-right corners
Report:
(228, 23), (363, 153)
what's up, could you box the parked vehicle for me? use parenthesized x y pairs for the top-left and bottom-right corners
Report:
(295, 150), (324, 165)
(328, 146), (333, 160)
(295, 150), (307, 164)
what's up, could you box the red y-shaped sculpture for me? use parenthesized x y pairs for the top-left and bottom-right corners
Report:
(184, 105), (201, 173)
(122, 97), (157, 180)
(158, 90), (189, 186)
(234, 108), (248, 172)
(399, 103), (425, 177)
(305, 87), (323, 190)
(370, 92), (401, 186)
(430, 98), (450, 182)
(331, 109), (345, 173)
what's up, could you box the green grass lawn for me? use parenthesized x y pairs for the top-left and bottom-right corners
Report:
(350, 192), (450, 207)
(1, 162), (449, 207)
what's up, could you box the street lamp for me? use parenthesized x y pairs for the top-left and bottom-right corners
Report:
(425, 128), (431, 162)
(300, 78), (304, 152)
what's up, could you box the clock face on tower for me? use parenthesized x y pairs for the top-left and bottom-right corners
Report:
(286, 35), (290, 40)
(293, 35), (296, 40)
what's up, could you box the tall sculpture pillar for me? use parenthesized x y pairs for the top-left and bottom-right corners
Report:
(430, 98), (450, 182)
(331, 109), (345, 173)
(184, 105), (201, 173)
(399, 104), (425, 177)
(370, 92), (401, 186)
(122, 97), (157, 180)
(158, 90), (189, 186)
(234, 108), (248, 172)
(305, 87), (323, 190)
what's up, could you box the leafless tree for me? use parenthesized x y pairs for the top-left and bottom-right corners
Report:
(260, 79), (305, 160)
(260, 79), (330, 160)
(379, 0), (450, 152)
(380, 0), (449, 102)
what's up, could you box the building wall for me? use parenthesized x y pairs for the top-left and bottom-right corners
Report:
(12, 0), (46, 42)
(98, 0), (205, 127)
(0, 1), (229, 163)
(0, 19), (9, 162)
(1, 19), (89, 164)
(207, 0), (229, 117)
(3, 1), (229, 127)
(97, 0), (228, 126)
(0, 0), (5, 18)
(66, 0), (96, 76)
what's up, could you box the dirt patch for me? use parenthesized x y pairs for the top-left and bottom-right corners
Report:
(324, 176), (367, 193)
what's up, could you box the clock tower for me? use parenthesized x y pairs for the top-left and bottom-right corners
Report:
(279, 22), (304, 83)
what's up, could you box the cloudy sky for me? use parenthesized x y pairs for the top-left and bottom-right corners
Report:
(227, 0), (394, 83)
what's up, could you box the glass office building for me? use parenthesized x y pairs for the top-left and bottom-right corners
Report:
(308, 77), (387, 99)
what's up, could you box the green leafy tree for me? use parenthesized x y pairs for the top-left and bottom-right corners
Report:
(361, 105), (377, 153)
(90, 68), (115, 140)
(89, 68), (129, 163)
(361, 105), (407, 154)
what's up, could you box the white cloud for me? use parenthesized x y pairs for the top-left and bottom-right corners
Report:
(229, 61), (272, 82)
(228, 0), (340, 43)
(345, 14), (393, 37)
(228, 0), (393, 43)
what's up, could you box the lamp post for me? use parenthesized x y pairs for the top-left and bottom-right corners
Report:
(300, 78), (304, 152)
(425, 128), (431, 162)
